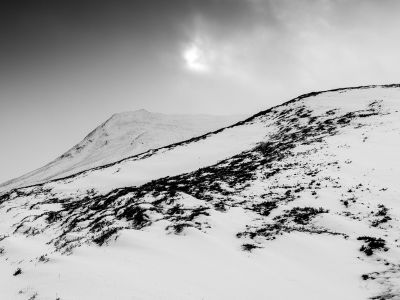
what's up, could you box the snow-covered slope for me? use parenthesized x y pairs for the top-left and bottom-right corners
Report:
(0, 110), (244, 193)
(1, 85), (400, 299)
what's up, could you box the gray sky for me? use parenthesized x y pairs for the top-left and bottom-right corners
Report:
(1, 0), (400, 183)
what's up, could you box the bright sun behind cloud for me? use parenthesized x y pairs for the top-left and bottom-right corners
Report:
(182, 43), (210, 73)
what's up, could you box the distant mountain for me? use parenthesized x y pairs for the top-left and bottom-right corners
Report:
(1, 85), (400, 299)
(0, 110), (244, 193)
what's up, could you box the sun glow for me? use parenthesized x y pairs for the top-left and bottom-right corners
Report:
(183, 44), (210, 73)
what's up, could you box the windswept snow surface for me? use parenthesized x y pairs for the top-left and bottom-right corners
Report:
(1, 85), (400, 299)
(0, 110), (244, 193)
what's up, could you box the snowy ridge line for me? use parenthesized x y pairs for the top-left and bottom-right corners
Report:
(3, 83), (399, 195)
(247, 83), (400, 125)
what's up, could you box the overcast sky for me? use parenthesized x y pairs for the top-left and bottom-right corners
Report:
(1, 0), (400, 183)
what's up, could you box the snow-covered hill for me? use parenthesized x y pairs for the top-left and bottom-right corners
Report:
(1, 85), (400, 299)
(0, 110), (244, 193)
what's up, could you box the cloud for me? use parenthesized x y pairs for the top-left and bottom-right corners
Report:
(176, 0), (400, 92)
(3, 0), (400, 109)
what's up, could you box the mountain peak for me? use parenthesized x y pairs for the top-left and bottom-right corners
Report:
(0, 111), (245, 192)
(108, 109), (152, 121)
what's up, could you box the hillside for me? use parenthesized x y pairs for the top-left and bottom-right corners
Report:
(1, 85), (400, 299)
(0, 110), (244, 193)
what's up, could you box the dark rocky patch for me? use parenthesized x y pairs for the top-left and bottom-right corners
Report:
(13, 268), (22, 276)
(357, 236), (388, 256)
(241, 243), (261, 252)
